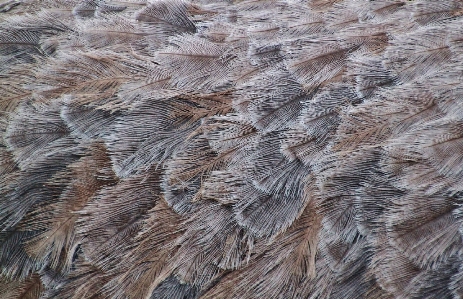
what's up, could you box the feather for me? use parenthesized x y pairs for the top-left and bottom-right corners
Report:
(334, 85), (441, 152)
(412, 1), (463, 25)
(384, 27), (452, 84)
(77, 16), (147, 50)
(233, 68), (307, 131)
(165, 203), (249, 287)
(400, 255), (459, 299)
(155, 35), (235, 91)
(234, 0), (280, 13)
(0, 274), (43, 299)
(282, 83), (356, 165)
(1, 142), (81, 235)
(0, 28), (41, 62)
(354, 176), (402, 236)
(30, 52), (146, 105)
(135, 0), (196, 43)
(201, 201), (321, 299)
(47, 257), (110, 299)
(382, 153), (455, 195)
(370, 228), (422, 296)
(149, 276), (199, 299)
(386, 191), (462, 269)
(308, 0), (343, 11)
(339, 26), (390, 55)
(1, 0), (463, 298)
(72, 0), (98, 18)
(348, 54), (397, 99)
(5, 101), (70, 169)
(0, 230), (38, 280)
(21, 143), (116, 273)
(61, 103), (120, 139)
(450, 262), (463, 298)
(287, 40), (350, 88)
(101, 199), (185, 299)
(420, 121), (463, 182)
(282, 10), (326, 38)
(162, 130), (228, 213)
(0, 0), (20, 13)
(323, 2), (359, 30)
(116, 64), (172, 105)
(77, 172), (157, 272)
(322, 237), (372, 299)
(233, 159), (313, 237)
(360, 1), (406, 21)
(317, 149), (382, 249)
(0, 70), (33, 112)
(248, 42), (283, 66)
(384, 117), (463, 194)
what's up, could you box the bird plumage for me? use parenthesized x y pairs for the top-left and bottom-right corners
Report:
(1, 0), (463, 298)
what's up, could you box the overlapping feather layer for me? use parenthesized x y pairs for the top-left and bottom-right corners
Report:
(1, 0), (463, 298)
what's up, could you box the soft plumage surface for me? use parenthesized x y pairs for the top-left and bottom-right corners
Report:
(1, 0), (463, 298)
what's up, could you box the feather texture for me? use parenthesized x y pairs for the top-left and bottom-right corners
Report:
(1, 0), (463, 298)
